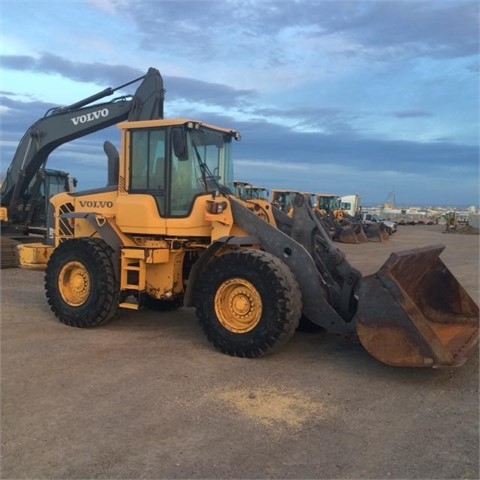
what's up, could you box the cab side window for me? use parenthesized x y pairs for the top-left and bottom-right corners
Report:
(130, 129), (166, 213)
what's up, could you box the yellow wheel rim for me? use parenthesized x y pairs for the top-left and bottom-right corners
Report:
(58, 261), (91, 306)
(214, 278), (262, 333)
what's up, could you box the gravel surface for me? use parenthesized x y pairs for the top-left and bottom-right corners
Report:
(1, 224), (478, 479)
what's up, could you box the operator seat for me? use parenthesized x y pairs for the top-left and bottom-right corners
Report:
(104, 140), (119, 187)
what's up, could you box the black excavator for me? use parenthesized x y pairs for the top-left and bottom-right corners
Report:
(0, 67), (164, 267)
(1, 67), (164, 232)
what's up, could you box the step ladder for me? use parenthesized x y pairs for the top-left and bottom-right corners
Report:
(119, 248), (146, 310)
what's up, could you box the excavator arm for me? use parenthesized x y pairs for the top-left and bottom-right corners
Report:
(1, 67), (164, 224)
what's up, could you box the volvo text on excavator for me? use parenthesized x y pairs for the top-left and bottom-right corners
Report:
(17, 67), (478, 368)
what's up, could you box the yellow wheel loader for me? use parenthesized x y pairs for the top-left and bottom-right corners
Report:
(17, 71), (478, 368)
(271, 189), (296, 216)
(315, 193), (389, 244)
(234, 181), (269, 202)
(271, 190), (370, 244)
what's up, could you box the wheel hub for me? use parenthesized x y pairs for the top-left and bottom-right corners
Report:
(58, 261), (91, 306)
(215, 278), (262, 333)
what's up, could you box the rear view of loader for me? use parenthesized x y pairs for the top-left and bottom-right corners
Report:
(15, 68), (478, 369)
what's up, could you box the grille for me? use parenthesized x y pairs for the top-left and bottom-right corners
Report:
(58, 202), (75, 241)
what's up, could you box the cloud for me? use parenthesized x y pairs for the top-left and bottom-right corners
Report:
(0, 54), (256, 111)
(392, 110), (433, 119)
(122, 0), (478, 66)
(1, 0), (477, 211)
(336, 1), (479, 59)
(85, 0), (130, 14)
(1, 92), (476, 206)
(0, 53), (147, 85)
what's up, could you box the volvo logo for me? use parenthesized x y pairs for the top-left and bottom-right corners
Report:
(79, 200), (114, 208)
(71, 108), (109, 126)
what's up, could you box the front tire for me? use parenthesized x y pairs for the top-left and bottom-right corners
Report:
(45, 238), (119, 327)
(195, 249), (302, 357)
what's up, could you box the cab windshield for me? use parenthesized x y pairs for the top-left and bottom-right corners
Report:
(129, 124), (237, 217)
(170, 126), (235, 215)
(317, 196), (341, 212)
(191, 128), (234, 192)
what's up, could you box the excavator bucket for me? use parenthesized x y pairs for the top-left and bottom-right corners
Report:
(355, 245), (479, 367)
(362, 221), (389, 242)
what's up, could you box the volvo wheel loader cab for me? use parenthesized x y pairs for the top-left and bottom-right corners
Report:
(234, 181), (269, 201)
(233, 182), (276, 226)
(315, 193), (343, 218)
(271, 189), (296, 216)
(247, 185), (270, 201)
(16, 71), (478, 368)
(271, 189), (316, 218)
(234, 180), (252, 200)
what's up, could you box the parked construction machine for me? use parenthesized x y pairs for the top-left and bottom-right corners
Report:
(1, 168), (77, 268)
(234, 181), (269, 202)
(271, 190), (370, 244)
(0, 67), (164, 267)
(312, 193), (367, 243)
(16, 68), (478, 368)
(271, 189), (304, 216)
(1, 66), (164, 229)
(316, 193), (390, 243)
(247, 185), (269, 201)
(234, 180), (252, 200)
(1, 168), (77, 236)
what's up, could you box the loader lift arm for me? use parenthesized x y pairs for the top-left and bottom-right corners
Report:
(0, 67), (165, 224)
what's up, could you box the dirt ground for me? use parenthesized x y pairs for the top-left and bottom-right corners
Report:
(1, 225), (478, 480)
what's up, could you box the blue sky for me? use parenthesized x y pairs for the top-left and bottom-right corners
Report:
(0, 0), (478, 207)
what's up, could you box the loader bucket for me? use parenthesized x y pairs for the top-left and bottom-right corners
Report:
(355, 245), (479, 367)
(363, 222), (389, 242)
(338, 222), (368, 244)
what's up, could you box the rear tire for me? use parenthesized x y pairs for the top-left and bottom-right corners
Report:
(45, 238), (119, 327)
(195, 249), (301, 357)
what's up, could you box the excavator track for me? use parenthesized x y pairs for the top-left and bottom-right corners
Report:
(1, 237), (20, 269)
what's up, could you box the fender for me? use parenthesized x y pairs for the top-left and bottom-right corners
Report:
(58, 212), (123, 281)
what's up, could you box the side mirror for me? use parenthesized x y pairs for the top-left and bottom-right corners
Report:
(172, 129), (189, 161)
